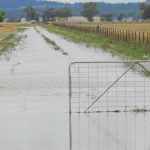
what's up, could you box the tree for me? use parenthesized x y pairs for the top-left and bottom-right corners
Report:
(42, 9), (50, 22)
(81, 2), (99, 22)
(139, 3), (150, 19)
(61, 7), (72, 21)
(117, 13), (124, 21)
(24, 6), (38, 21)
(42, 7), (72, 22)
(0, 9), (5, 22)
(102, 13), (113, 22)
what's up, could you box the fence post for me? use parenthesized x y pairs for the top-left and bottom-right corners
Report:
(113, 28), (114, 38)
(135, 32), (137, 43)
(139, 32), (140, 43)
(126, 30), (128, 41)
(128, 30), (130, 42)
(132, 31), (133, 42)
(143, 32), (145, 44)
(147, 33), (149, 45)
(96, 25), (100, 34)
(120, 30), (122, 40)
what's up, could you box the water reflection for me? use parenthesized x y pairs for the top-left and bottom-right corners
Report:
(70, 112), (150, 150)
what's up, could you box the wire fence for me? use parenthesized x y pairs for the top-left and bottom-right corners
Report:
(54, 23), (150, 45)
(69, 61), (150, 113)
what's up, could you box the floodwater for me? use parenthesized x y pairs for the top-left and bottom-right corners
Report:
(70, 112), (150, 150)
(0, 26), (149, 150)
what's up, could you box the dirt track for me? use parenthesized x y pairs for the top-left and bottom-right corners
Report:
(0, 26), (149, 150)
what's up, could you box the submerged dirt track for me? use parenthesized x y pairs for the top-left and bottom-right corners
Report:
(0, 26), (118, 150)
(0, 26), (150, 150)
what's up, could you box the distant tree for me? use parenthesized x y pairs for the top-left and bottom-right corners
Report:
(62, 7), (72, 21)
(42, 8), (57, 22)
(102, 13), (113, 22)
(0, 9), (5, 22)
(24, 6), (38, 21)
(81, 2), (99, 22)
(42, 7), (72, 22)
(117, 13), (124, 21)
(42, 9), (50, 22)
(139, 3), (150, 19)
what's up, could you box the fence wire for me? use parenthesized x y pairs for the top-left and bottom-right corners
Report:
(69, 61), (150, 113)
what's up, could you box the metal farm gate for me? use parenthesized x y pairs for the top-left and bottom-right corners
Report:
(69, 61), (150, 113)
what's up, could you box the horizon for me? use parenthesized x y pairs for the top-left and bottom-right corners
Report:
(45, 0), (146, 3)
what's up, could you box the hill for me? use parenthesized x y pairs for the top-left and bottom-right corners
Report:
(0, 0), (141, 19)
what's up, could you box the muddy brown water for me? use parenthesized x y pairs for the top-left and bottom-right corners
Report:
(0, 26), (149, 150)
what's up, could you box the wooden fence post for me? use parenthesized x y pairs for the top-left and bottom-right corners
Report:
(147, 33), (149, 45)
(143, 32), (145, 43)
(113, 28), (114, 38)
(132, 31), (133, 42)
(120, 30), (122, 40)
(139, 32), (141, 43)
(128, 30), (130, 42)
(135, 32), (137, 43)
(126, 30), (127, 41)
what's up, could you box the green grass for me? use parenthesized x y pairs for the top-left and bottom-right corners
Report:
(43, 35), (68, 55)
(35, 26), (68, 55)
(41, 23), (150, 60)
(0, 27), (26, 56)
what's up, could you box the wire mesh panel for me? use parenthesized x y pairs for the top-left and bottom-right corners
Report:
(69, 61), (150, 113)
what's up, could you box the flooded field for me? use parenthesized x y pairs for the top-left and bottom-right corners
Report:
(0, 26), (150, 150)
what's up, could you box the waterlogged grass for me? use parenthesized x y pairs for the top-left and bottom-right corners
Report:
(0, 24), (27, 56)
(35, 26), (68, 55)
(0, 33), (20, 55)
(43, 35), (68, 55)
(41, 23), (150, 60)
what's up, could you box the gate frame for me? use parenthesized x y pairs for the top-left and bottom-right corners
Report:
(69, 61), (150, 113)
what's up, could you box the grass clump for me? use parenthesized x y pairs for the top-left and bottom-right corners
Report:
(0, 26), (27, 56)
(41, 23), (150, 60)
(35, 27), (68, 56)
(43, 35), (68, 55)
(0, 33), (19, 55)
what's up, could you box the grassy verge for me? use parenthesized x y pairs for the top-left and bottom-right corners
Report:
(41, 23), (150, 60)
(0, 26), (26, 56)
(35, 26), (68, 55)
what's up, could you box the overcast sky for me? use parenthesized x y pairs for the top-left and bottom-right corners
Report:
(47, 0), (146, 3)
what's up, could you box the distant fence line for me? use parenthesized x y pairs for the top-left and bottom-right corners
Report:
(53, 23), (150, 45)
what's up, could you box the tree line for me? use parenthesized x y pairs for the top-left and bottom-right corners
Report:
(0, 9), (5, 22)
(139, 1), (150, 20)
(0, 1), (150, 23)
(24, 3), (99, 22)
(24, 6), (72, 22)
(23, 1), (150, 22)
